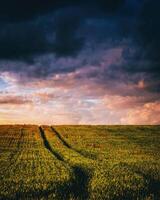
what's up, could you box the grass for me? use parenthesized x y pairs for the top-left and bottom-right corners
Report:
(0, 125), (160, 199)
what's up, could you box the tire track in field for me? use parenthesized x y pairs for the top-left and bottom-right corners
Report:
(51, 127), (72, 148)
(39, 126), (90, 200)
(51, 126), (95, 160)
(39, 127), (64, 161)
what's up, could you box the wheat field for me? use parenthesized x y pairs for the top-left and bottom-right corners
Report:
(0, 125), (160, 200)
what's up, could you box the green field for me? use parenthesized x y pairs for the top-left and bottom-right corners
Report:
(0, 125), (160, 200)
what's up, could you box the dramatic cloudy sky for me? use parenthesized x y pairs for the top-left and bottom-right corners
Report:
(0, 0), (160, 124)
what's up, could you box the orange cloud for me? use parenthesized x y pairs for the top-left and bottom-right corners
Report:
(121, 102), (160, 125)
(0, 95), (32, 105)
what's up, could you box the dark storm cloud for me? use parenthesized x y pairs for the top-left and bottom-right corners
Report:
(0, 0), (72, 22)
(137, 0), (160, 62)
(0, 0), (125, 22)
(53, 9), (84, 57)
(115, 0), (160, 93)
(0, 10), (83, 60)
(0, 0), (126, 61)
(0, 22), (48, 60)
(0, 0), (159, 97)
(89, 0), (160, 95)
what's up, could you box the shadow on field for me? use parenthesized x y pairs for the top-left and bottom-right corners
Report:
(4, 166), (90, 200)
(124, 163), (160, 200)
(116, 163), (160, 200)
(134, 170), (160, 200)
(39, 127), (64, 161)
(38, 127), (90, 200)
(72, 166), (90, 199)
(51, 126), (96, 160)
(52, 166), (90, 200)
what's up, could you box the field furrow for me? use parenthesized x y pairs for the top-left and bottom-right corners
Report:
(0, 125), (160, 200)
(0, 125), (71, 199)
(41, 126), (93, 200)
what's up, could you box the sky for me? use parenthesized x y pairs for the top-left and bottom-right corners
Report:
(0, 0), (160, 125)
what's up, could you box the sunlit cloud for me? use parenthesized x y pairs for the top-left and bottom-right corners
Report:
(0, 0), (159, 124)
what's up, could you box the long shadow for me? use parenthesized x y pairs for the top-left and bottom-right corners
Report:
(123, 163), (160, 200)
(2, 166), (90, 200)
(39, 127), (64, 161)
(55, 165), (90, 200)
(3, 166), (90, 200)
(133, 170), (160, 200)
(115, 163), (160, 200)
(2, 127), (91, 200)
(69, 166), (90, 200)
(51, 126), (95, 160)
(39, 126), (91, 199)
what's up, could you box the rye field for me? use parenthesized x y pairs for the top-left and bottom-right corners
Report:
(0, 125), (160, 200)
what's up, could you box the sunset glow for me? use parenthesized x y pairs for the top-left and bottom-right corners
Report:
(0, 0), (160, 124)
